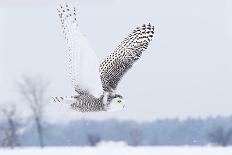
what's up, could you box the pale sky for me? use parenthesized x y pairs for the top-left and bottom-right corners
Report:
(0, 0), (232, 123)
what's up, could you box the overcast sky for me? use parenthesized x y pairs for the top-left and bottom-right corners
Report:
(0, 0), (232, 123)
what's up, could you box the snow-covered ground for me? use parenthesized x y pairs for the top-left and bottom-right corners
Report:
(0, 143), (232, 155)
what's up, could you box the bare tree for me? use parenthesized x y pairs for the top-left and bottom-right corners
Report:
(0, 102), (20, 148)
(208, 126), (232, 146)
(17, 76), (49, 148)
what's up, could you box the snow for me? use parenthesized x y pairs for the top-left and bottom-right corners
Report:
(0, 145), (232, 155)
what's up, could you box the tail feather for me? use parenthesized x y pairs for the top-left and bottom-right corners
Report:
(51, 96), (77, 105)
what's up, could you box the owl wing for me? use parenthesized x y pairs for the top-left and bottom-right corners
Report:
(58, 4), (102, 97)
(99, 24), (155, 92)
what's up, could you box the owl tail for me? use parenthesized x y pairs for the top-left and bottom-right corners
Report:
(51, 96), (77, 105)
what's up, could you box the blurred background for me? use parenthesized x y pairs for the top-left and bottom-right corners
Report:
(0, 0), (232, 148)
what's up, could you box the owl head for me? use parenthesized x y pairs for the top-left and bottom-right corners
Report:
(107, 94), (126, 112)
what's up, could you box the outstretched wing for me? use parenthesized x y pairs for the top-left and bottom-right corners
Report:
(57, 3), (102, 97)
(99, 24), (154, 92)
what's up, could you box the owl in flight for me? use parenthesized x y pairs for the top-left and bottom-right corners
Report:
(53, 3), (155, 112)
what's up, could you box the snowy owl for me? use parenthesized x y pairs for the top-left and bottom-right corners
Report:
(52, 3), (155, 112)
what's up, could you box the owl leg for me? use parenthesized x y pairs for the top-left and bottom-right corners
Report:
(111, 90), (116, 96)
(103, 91), (109, 105)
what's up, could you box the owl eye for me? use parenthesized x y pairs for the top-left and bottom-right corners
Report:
(117, 100), (122, 103)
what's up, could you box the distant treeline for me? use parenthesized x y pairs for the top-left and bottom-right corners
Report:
(1, 116), (232, 147)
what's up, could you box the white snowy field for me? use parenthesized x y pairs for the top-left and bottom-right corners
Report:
(0, 144), (232, 155)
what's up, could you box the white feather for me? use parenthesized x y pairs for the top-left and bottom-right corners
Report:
(58, 4), (102, 97)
